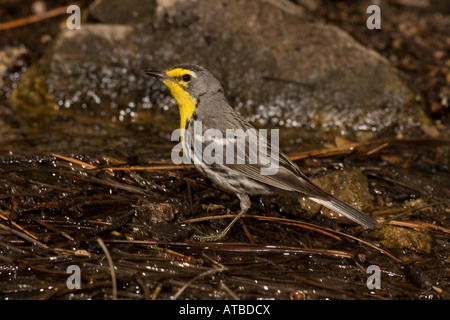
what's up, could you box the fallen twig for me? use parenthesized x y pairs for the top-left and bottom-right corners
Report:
(0, 2), (81, 31)
(0, 210), (39, 240)
(182, 214), (401, 261)
(103, 239), (354, 259)
(97, 238), (117, 300)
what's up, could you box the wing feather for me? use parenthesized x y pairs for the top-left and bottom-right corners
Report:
(190, 99), (378, 228)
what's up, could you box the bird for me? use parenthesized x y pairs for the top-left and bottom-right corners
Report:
(145, 64), (378, 241)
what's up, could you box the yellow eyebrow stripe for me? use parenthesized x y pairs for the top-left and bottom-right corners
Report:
(165, 68), (196, 78)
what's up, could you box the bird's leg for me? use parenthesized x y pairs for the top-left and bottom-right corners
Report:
(193, 194), (251, 242)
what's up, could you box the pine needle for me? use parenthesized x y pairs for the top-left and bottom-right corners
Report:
(0, 2), (81, 31)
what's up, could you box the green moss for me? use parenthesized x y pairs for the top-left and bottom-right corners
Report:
(299, 169), (375, 220)
(372, 225), (432, 253)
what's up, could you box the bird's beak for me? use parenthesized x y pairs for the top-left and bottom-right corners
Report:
(145, 69), (174, 82)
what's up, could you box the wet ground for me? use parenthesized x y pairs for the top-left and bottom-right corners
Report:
(0, 0), (449, 300)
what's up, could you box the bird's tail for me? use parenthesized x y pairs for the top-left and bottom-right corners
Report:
(309, 196), (378, 229)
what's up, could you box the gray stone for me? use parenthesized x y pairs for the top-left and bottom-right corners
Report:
(10, 0), (431, 151)
(89, 0), (157, 24)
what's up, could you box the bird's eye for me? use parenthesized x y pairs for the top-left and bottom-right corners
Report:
(182, 74), (192, 82)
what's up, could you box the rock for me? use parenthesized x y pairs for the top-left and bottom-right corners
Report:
(403, 263), (434, 289)
(89, 0), (157, 24)
(138, 201), (177, 222)
(0, 45), (30, 145)
(371, 225), (432, 253)
(299, 169), (375, 222)
(155, 0), (190, 15)
(10, 0), (432, 154)
(9, 24), (163, 154)
(147, 0), (427, 142)
(0, 104), (24, 144)
(132, 201), (191, 241)
(0, 46), (30, 91)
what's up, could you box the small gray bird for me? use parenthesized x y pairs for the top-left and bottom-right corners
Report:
(146, 64), (378, 241)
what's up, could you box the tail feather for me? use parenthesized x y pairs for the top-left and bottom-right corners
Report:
(310, 197), (378, 229)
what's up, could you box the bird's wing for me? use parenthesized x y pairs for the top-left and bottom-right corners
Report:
(225, 147), (323, 196)
(192, 98), (378, 228)
(226, 155), (378, 229)
(221, 130), (378, 229)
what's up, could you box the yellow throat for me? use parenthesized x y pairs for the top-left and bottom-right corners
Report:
(162, 68), (197, 131)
